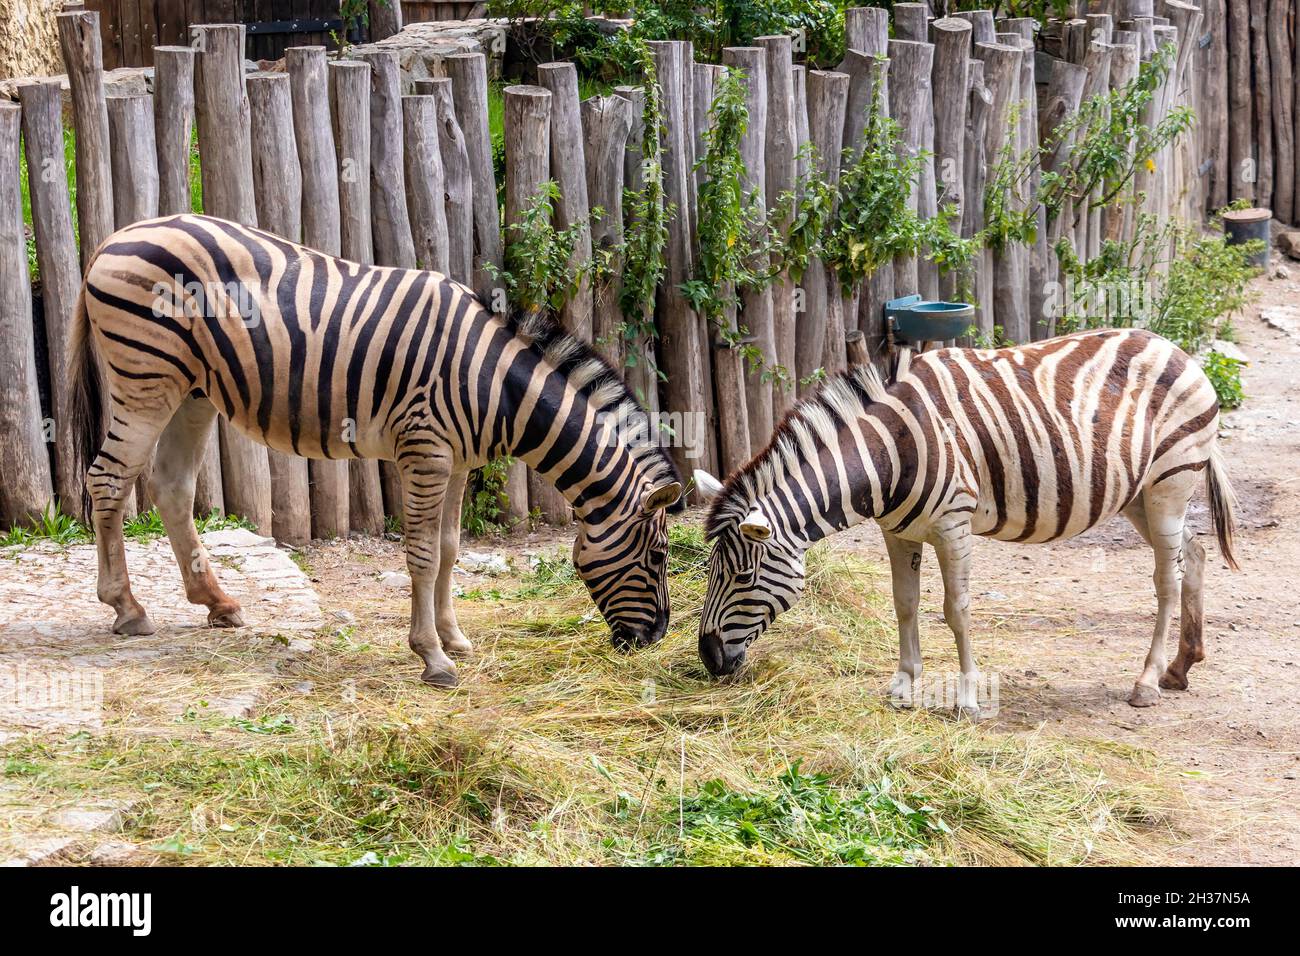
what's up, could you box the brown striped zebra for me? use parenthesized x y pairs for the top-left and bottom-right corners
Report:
(693, 328), (1239, 716)
(69, 214), (682, 686)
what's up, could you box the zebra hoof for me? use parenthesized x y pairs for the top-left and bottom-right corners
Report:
(208, 606), (245, 628)
(421, 665), (459, 689)
(887, 672), (915, 708)
(1158, 669), (1189, 691)
(441, 633), (474, 658)
(1128, 683), (1161, 707)
(112, 610), (156, 636)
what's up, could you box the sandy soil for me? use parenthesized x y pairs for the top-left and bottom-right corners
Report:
(826, 273), (1300, 865)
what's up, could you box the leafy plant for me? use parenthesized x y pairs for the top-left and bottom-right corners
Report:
(1, 505), (91, 549)
(463, 457), (513, 537)
(1201, 349), (1246, 411)
(492, 180), (597, 314)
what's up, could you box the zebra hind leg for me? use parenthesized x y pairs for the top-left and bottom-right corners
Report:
(398, 448), (459, 687)
(1160, 527), (1206, 691)
(1125, 476), (1197, 707)
(88, 411), (173, 635)
(149, 396), (245, 628)
(434, 469), (473, 657)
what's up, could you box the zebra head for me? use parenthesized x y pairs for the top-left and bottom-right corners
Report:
(573, 478), (683, 651)
(694, 469), (807, 677)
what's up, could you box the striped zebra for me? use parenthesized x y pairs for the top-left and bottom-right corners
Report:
(693, 328), (1239, 716)
(69, 214), (682, 687)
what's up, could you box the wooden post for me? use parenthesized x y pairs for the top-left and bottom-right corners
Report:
(107, 95), (159, 228)
(0, 102), (55, 525)
(975, 40), (1028, 343)
(964, 58), (993, 339)
(1225, 1), (1253, 202)
(799, 69), (848, 391)
(582, 94), (633, 369)
(648, 41), (709, 492)
(191, 22), (272, 534)
(1001, 19), (1050, 335)
(288, 46), (349, 540)
(888, 40), (935, 300)
(1202, 0), (1227, 213)
(1248, 0), (1273, 211)
(756, 35), (798, 416)
(931, 18), (972, 303)
(695, 64), (751, 475)
(152, 46), (195, 217)
(1040, 58), (1089, 336)
(614, 83), (662, 418)
(537, 63), (594, 342)
(1267, 0), (1293, 219)
(845, 329), (871, 366)
(403, 95), (451, 275)
(368, 0), (402, 42)
(503, 85), (556, 526)
(423, 78), (474, 286)
(722, 46), (775, 448)
(894, 3), (930, 41)
(446, 53), (504, 304)
(57, 11), (114, 271)
(330, 59), (385, 536)
(19, 82), (85, 513)
(955, 9), (997, 45)
(358, 49), (416, 271)
(246, 72), (312, 548)
(845, 6), (890, 53)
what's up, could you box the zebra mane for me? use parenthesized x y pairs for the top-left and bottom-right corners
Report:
(501, 304), (682, 493)
(704, 351), (912, 538)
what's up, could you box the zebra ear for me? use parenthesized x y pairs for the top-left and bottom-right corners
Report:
(739, 507), (773, 542)
(642, 480), (683, 514)
(693, 469), (725, 501)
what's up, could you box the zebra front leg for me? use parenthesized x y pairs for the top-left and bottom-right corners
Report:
(1161, 528), (1206, 691)
(434, 469), (473, 657)
(931, 522), (981, 720)
(149, 397), (245, 627)
(398, 450), (459, 687)
(883, 532), (924, 707)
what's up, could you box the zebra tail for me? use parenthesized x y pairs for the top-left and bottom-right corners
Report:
(1206, 442), (1240, 571)
(68, 283), (105, 524)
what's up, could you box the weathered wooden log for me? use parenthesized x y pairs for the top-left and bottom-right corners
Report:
(329, 59), (384, 536)
(582, 93), (633, 369)
(756, 35), (798, 415)
(1077, 37), (1114, 257)
(1040, 57), (1089, 336)
(152, 46), (195, 218)
(648, 41), (710, 492)
(974, 40), (1027, 343)
(358, 50), (416, 271)
(1267, 0), (1293, 220)
(288, 46), (348, 539)
(19, 82), (86, 513)
(721, 46), (775, 448)
(963, 58), (993, 341)
(0, 102), (55, 525)
(368, 0), (402, 42)
(888, 40), (935, 300)
(537, 63), (594, 342)
(954, 9), (997, 45)
(845, 329), (870, 367)
(931, 18), (972, 303)
(1202, 0), (1228, 213)
(799, 69), (848, 391)
(191, 22), (272, 534)
(107, 95), (158, 228)
(446, 53), (504, 305)
(844, 6), (889, 54)
(613, 83), (661, 418)
(403, 95), (451, 275)
(894, 3), (930, 41)
(1226, 2), (1253, 202)
(247, 72), (312, 547)
(422, 78), (474, 286)
(57, 11), (114, 271)
(503, 84), (560, 526)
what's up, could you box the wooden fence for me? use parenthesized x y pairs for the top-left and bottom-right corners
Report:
(0, 3), (1207, 537)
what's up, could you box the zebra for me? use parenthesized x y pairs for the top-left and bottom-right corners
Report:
(693, 328), (1239, 716)
(69, 214), (682, 687)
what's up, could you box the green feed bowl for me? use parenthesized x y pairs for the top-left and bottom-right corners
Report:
(885, 296), (975, 345)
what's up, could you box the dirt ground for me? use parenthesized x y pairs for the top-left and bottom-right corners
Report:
(824, 273), (1300, 866)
